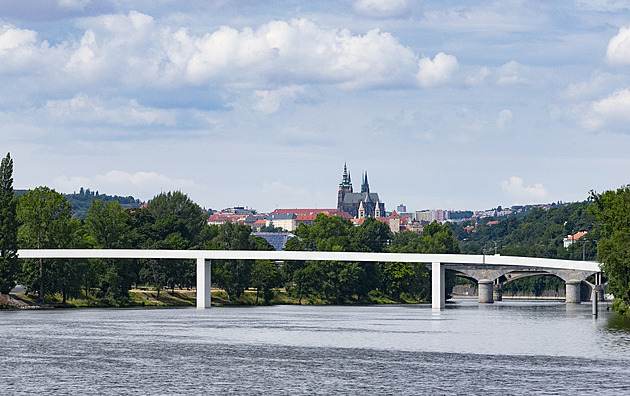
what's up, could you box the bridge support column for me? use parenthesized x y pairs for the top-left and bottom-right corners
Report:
(196, 258), (211, 309)
(565, 280), (581, 304)
(432, 262), (445, 309)
(478, 279), (494, 303)
(493, 280), (502, 301)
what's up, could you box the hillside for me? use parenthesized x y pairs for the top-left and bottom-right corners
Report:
(450, 201), (597, 260)
(16, 188), (144, 219)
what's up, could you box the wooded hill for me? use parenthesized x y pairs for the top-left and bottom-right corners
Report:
(449, 201), (597, 260)
(17, 188), (144, 219)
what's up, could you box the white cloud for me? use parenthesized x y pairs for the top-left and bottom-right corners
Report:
(501, 176), (548, 202)
(497, 60), (526, 84)
(58, 0), (91, 11)
(253, 85), (306, 114)
(0, 25), (37, 52)
(581, 88), (630, 131)
(0, 25), (57, 74)
(44, 94), (177, 127)
(416, 52), (458, 87)
(606, 26), (630, 65)
(353, 0), (410, 18)
(466, 67), (491, 85)
(14, 14), (419, 91)
(496, 109), (513, 131)
(562, 72), (616, 101)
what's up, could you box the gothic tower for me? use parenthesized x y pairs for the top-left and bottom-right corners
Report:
(337, 162), (353, 211)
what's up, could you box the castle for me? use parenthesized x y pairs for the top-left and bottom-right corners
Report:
(337, 163), (386, 219)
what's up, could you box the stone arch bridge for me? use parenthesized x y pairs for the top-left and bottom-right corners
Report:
(17, 249), (602, 309)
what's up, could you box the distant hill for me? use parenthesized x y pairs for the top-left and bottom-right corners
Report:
(15, 188), (144, 219)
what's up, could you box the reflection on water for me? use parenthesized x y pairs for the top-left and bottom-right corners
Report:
(1, 301), (630, 394)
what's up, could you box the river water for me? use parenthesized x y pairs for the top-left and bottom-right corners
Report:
(2, 300), (630, 395)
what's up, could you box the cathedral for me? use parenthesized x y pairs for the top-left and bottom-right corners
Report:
(337, 163), (386, 219)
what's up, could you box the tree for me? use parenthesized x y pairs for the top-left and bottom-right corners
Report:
(141, 191), (206, 296)
(207, 222), (273, 301)
(251, 260), (281, 304)
(85, 200), (135, 302)
(590, 186), (630, 313)
(17, 187), (72, 303)
(0, 153), (18, 295)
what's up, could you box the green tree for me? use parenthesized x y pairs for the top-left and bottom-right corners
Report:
(141, 191), (206, 296)
(85, 200), (136, 302)
(590, 186), (630, 313)
(251, 260), (281, 304)
(17, 187), (72, 303)
(0, 153), (18, 295)
(207, 222), (272, 301)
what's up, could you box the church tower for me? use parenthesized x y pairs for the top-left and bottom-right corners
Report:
(337, 162), (353, 211)
(361, 171), (370, 194)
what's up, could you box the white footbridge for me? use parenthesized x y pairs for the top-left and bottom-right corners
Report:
(17, 249), (602, 309)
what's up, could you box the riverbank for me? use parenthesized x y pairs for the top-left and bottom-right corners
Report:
(0, 288), (408, 309)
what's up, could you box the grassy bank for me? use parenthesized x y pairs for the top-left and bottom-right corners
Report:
(3, 288), (420, 309)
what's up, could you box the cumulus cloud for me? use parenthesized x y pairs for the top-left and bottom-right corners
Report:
(0, 25), (57, 74)
(496, 109), (513, 131)
(606, 26), (630, 65)
(466, 67), (491, 85)
(0, 13), (423, 91)
(44, 94), (177, 127)
(416, 52), (458, 87)
(501, 176), (548, 202)
(562, 72), (616, 101)
(253, 85), (305, 114)
(353, 0), (410, 18)
(580, 88), (630, 131)
(497, 60), (526, 84)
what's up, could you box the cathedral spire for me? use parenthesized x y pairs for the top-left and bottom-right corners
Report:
(339, 162), (353, 189)
(361, 171), (370, 194)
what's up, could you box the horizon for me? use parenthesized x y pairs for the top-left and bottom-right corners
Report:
(3, 1), (630, 213)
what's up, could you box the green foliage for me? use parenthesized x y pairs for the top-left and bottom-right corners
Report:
(251, 260), (282, 304)
(207, 222), (273, 301)
(17, 187), (75, 302)
(590, 186), (630, 312)
(285, 218), (457, 304)
(502, 275), (564, 296)
(455, 202), (596, 260)
(0, 153), (18, 294)
(85, 200), (135, 302)
(65, 188), (142, 219)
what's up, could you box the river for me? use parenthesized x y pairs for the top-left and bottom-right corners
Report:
(1, 300), (630, 395)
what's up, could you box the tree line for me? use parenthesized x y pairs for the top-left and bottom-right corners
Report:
(3, 151), (630, 313)
(0, 153), (460, 306)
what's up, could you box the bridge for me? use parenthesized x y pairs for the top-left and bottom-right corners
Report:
(17, 249), (602, 309)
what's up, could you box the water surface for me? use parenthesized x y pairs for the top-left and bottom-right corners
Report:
(1, 300), (629, 395)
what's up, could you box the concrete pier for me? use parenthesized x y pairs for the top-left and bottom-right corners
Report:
(565, 280), (581, 303)
(196, 258), (211, 309)
(432, 262), (445, 309)
(478, 280), (494, 303)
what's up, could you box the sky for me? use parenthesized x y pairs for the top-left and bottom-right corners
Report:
(2, 0), (630, 213)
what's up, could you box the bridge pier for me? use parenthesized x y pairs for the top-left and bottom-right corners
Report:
(565, 280), (581, 304)
(196, 258), (211, 309)
(493, 280), (502, 301)
(478, 280), (494, 303)
(432, 262), (445, 309)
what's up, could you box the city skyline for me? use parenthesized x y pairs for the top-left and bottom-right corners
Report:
(3, 1), (630, 212)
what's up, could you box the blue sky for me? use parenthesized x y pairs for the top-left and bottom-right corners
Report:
(2, 0), (630, 212)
